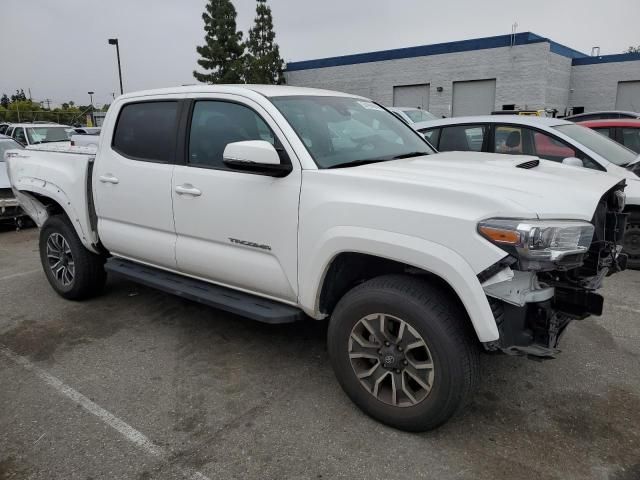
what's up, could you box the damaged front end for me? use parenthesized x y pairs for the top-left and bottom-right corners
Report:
(479, 183), (627, 358)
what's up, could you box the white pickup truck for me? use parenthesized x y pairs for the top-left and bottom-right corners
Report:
(5, 85), (628, 431)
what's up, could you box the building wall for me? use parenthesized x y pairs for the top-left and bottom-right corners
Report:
(570, 60), (640, 112)
(545, 52), (572, 114)
(285, 43), (553, 117)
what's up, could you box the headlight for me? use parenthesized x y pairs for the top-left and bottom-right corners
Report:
(478, 219), (594, 270)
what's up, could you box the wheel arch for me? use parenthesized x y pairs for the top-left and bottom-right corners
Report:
(13, 188), (99, 254)
(302, 233), (501, 343)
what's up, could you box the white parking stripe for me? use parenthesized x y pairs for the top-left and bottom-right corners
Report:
(1, 347), (211, 480)
(0, 269), (41, 281)
(609, 304), (640, 315)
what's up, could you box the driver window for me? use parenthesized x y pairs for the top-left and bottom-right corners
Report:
(188, 101), (276, 169)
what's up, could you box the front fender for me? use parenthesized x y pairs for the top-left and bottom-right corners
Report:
(299, 226), (500, 342)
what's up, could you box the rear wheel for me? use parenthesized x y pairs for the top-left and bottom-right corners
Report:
(327, 275), (480, 432)
(39, 215), (106, 299)
(623, 211), (640, 270)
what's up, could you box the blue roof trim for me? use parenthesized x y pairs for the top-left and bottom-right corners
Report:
(285, 32), (588, 72)
(572, 52), (640, 66)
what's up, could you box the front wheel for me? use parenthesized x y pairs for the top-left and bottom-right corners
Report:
(39, 215), (106, 300)
(327, 275), (480, 432)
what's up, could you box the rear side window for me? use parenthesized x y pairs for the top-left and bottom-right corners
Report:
(112, 101), (178, 162)
(13, 128), (27, 145)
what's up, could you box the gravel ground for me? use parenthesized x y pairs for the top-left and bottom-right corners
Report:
(1, 227), (639, 480)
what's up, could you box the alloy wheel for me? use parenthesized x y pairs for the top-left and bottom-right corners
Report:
(46, 232), (75, 287)
(348, 313), (435, 407)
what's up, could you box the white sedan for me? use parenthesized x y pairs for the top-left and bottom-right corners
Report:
(413, 115), (640, 267)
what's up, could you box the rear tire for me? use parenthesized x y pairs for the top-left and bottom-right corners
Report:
(623, 211), (640, 270)
(327, 274), (480, 432)
(39, 215), (106, 300)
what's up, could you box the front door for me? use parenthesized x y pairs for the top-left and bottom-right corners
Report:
(94, 98), (181, 269)
(172, 95), (301, 302)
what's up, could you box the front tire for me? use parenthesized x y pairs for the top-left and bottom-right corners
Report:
(623, 211), (640, 270)
(39, 215), (106, 300)
(327, 275), (480, 432)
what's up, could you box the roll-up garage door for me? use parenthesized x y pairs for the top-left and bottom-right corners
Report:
(615, 81), (640, 112)
(393, 84), (430, 109)
(452, 79), (496, 116)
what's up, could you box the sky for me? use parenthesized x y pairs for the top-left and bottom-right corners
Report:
(2, 0), (639, 107)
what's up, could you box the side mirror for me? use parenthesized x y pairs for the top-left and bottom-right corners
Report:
(562, 157), (584, 168)
(223, 140), (292, 177)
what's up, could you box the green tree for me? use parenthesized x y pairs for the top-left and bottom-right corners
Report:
(0, 94), (9, 109)
(245, 0), (284, 84)
(626, 45), (640, 54)
(193, 0), (245, 83)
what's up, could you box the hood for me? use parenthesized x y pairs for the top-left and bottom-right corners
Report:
(330, 151), (625, 221)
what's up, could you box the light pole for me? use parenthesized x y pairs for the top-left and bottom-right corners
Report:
(108, 38), (124, 95)
(88, 91), (95, 126)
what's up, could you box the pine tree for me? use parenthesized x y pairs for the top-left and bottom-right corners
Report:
(245, 0), (284, 84)
(193, 0), (245, 84)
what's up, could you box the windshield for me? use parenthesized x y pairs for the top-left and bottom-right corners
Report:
(271, 96), (434, 168)
(554, 124), (638, 166)
(26, 126), (71, 144)
(0, 138), (24, 159)
(403, 109), (437, 123)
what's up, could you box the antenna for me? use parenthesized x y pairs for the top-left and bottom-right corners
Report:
(510, 22), (518, 47)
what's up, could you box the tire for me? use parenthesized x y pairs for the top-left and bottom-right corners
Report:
(623, 211), (640, 270)
(39, 215), (106, 300)
(327, 274), (480, 432)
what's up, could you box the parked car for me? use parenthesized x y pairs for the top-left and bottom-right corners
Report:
(5, 123), (71, 147)
(388, 107), (437, 124)
(578, 119), (640, 154)
(0, 135), (27, 225)
(564, 110), (640, 122)
(70, 130), (101, 148)
(70, 127), (101, 135)
(6, 85), (628, 431)
(413, 115), (640, 267)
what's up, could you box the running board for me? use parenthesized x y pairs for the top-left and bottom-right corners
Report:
(105, 258), (305, 324)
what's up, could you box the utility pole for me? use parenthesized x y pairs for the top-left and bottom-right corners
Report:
(45, 99), (51, 110)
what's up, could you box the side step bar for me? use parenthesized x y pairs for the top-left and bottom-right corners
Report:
(105, 258), (305, 324)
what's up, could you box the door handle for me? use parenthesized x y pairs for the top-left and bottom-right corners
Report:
(175, 184), (202, 197)
(99, 174), (119, 184)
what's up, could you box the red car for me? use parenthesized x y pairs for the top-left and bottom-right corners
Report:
(578, 119), (640, 154)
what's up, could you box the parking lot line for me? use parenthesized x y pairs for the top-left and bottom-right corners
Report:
(0, 346), (211, 480)
(0, 269), (41, 281)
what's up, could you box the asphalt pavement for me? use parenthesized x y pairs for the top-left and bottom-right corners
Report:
(1, 227), (639, 480)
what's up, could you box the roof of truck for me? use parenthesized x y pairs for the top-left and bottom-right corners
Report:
(118, 84), (367, 100)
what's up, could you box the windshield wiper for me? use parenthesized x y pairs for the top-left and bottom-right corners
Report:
(390, 151), (428, 160)
(327, 159), (389, 169)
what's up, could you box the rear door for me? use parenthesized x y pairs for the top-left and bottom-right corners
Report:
(171, 94), (301, 302)
(93, 97), (182, 269)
